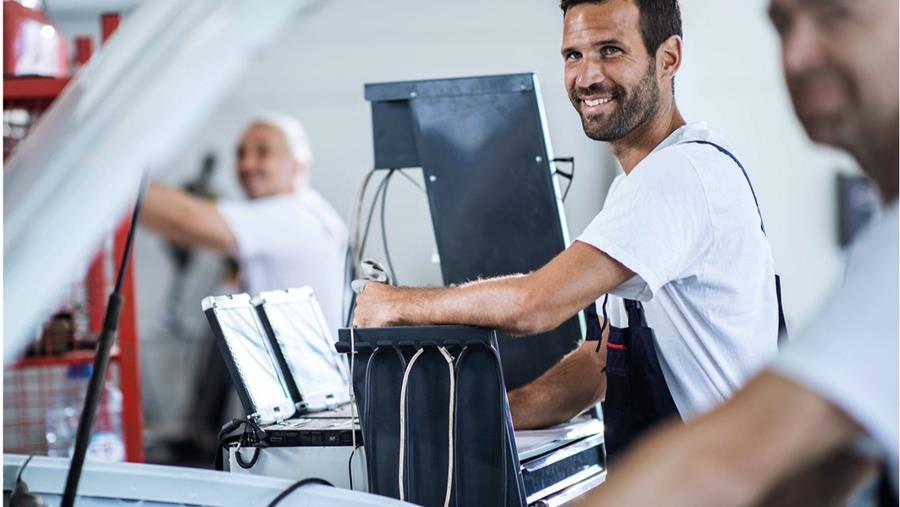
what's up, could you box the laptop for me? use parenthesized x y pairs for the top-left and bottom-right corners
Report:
(202, 288), (353, 440)
(255, 287), (351, 412)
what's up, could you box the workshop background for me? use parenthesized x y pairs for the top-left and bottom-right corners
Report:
(42, 0), (862, 460)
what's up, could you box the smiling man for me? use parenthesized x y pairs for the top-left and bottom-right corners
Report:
(354, 0), (782, 462)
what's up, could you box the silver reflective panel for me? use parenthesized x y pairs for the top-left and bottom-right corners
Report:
(214, 305), (292, 413)
(264, 297), (349, 401)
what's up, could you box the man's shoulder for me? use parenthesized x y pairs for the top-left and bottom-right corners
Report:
(630, 143), (705, 195)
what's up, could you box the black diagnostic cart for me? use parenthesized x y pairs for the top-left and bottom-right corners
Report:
(365, 73), (585, 389)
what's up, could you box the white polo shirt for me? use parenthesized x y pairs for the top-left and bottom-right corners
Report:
(577, 122), (779, 419)
(218, 188), (348, 333)
(774, 201), (898, 492)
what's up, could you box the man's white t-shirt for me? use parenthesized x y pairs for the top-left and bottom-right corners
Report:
(577, 121), (779, 419)
(218, 188), (348, 333)
(774, 201), (899, 491)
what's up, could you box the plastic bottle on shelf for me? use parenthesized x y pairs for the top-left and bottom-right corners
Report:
(45, 364), (125, 462)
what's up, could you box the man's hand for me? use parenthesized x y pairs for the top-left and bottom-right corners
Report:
(509, 339), (607, 430)
(352, 282), (406, 328)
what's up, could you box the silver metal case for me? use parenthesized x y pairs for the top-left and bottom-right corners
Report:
(202, 293), (296, 425)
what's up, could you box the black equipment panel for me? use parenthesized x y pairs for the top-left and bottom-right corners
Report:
(365, 74), (584, 388)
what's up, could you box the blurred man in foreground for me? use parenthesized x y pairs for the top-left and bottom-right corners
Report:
(579, 0), (898, 504)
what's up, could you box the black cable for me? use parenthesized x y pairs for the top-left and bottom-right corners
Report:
(596, 294), (610, 353)
(9, 454), (41, 506)
(359, 170), (394, 259)
(15, 454), (36, 484)
(352, 169), (378, 277)
(362, 347), (383, 489)
(380, 171), (398, 284)
(234, 444), (261, 469)
(347, 442), (363, 491)
(553, 157), (576, 201)
(266, 477), (333, 507)
(61, 172), (149, 507)
(396, 168), (426, 193)
(215, 417), (268, 470)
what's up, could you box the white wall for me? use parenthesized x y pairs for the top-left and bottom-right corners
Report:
(50, 0), (855, 432)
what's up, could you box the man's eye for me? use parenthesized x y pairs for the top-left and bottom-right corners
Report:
(820, 4), (851, 26)
(601, 46), (622, 57)
(769, 12), (790, 35)
(565, 51), (582, 61)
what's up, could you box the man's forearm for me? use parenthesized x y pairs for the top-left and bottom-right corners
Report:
(353, 241), (634, 333)
(509, 340), (607, 430)
(366, 274), (545, 335)
(140, 182), (237, 254)
(574, 371), (863, 507)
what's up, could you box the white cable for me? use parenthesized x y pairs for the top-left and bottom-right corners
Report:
(397, 347), (455, 507)
(398, 348), (424, 502)
(437, 346), (456, 507)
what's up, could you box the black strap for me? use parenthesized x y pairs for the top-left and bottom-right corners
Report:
(623, 299), (648, 328)
(682, 139), (789, 342)
(681, 140), (766, 234)
(589, 140), (788, 344)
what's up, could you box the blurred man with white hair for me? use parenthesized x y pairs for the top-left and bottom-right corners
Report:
(141, 114), (348, 332)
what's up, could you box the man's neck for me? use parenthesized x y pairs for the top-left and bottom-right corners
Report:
(608, 102), (686, 174)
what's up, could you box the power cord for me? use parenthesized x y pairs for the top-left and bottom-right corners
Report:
(350, 170), (377, 279)
(397, 348), (425, 501)
(215, 417), (268, 470)
(351, 167), (423, 284)
(380, 170), (398, 284)
(398, 347), (455, 507)
(266, 477), (333, 507)
(9, 454), (44, 507)
(358, 170), (394, 262)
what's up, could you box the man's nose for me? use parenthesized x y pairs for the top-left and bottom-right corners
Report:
(575, 57), (607, 91)
(237, 156), (255, 173)
(781, 17), (826, 76)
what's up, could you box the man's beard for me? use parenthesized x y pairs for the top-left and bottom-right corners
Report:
(787, 67), (862, 152)
(571, 62), (661, 142)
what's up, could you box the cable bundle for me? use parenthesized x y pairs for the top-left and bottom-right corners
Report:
(338, 326), (524, 507)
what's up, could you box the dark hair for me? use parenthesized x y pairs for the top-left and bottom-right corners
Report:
(560, 0), (683, 57)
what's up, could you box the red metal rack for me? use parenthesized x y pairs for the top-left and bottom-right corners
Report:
(3, 12), (145, 463)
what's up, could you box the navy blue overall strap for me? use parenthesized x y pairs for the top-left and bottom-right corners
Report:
(680, 140), (766, 235)
(680, 139), (789, 344)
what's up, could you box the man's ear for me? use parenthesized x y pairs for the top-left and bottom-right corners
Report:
(291, 160), (308, 187)
(657, 35), (683, 86)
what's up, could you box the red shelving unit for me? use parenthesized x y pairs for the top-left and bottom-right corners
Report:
(3, 12), (145, 463)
